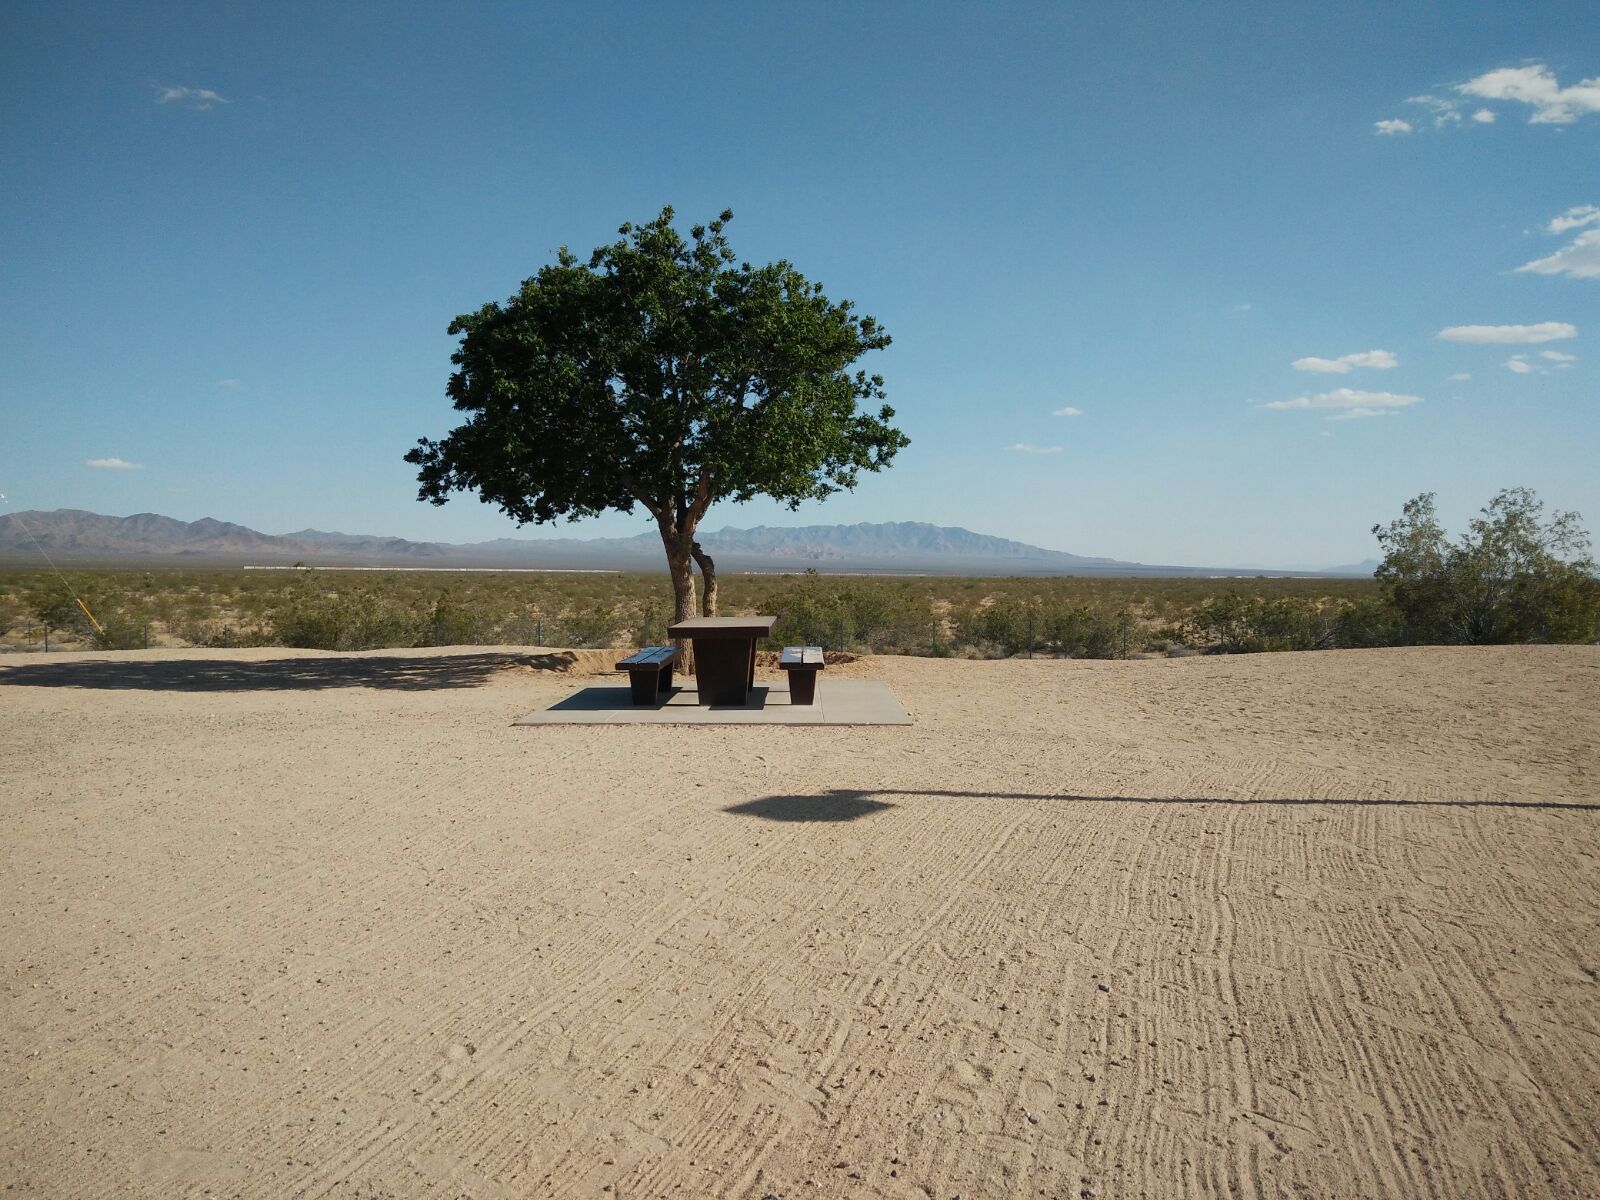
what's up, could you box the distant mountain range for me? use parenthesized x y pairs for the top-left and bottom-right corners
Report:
(0, 509), (1374, 576)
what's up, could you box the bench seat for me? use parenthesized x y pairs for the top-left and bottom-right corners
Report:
(616, 646), (680, 705)
(778, 645), (825, 705)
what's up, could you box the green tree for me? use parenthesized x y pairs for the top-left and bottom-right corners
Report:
(1373, 488), (1599, 644)
(405, 207), (907, 627)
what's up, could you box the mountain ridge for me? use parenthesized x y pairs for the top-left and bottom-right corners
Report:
(0, 509), (1369, 576)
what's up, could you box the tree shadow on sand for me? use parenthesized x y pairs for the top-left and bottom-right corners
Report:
(0, 651), (565, 693)
(723, 787), (1599, 822)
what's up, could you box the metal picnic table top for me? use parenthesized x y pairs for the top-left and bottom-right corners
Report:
(666, 616), (778, 638)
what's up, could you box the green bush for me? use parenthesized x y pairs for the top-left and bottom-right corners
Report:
(769, 574), (934, 652)
(269, 586), (425, 650)
(558, 603), (621, 648)
(1187, 593), (1342, 653)
(1038, 602), (1124, 658)
(1375, 489), (1600, 645)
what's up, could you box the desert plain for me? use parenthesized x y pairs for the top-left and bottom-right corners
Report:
(2, 644), (1597, 1198)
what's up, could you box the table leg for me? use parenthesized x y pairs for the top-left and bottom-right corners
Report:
(692, 637), (751, 705)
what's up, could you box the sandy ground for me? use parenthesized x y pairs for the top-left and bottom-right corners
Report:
(2, 644), (1597, 1200)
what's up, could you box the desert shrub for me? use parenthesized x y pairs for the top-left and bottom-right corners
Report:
(1186, 592), (1259, 653)
(768, 574), (934, 652)
(269, 585), (425, 650)
(0, 592), (23, 636)
(630, 601), (666, 648)
(198, 625), (276, 648)
(1144, 624), (1190, 652)
(0, 565), (1400, 657)
(1187, 593), (1339, 653)
(1249, 597), (1338, 651)
(1331, 596), (1403, 648)
(26, 579), (86, 639)
(418, 589), (495, 646)
(558, 603), (621, 648)
(1038, 602), (1124, 658)
(953, 597), (1033, 656)
(90, 613), (148, 650)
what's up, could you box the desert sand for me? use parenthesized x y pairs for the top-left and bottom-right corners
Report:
(2, 644), (1597, 1199)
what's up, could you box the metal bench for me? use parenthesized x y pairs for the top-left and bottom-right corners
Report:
(778, 645), (825, 705)
(616, 646), (680, 705)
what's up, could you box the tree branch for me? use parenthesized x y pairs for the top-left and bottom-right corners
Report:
(617, 469), (664, 522)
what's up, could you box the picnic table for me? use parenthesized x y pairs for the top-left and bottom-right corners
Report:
(667, 615), (778, 706)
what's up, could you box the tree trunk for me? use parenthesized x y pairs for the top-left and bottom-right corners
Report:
(660, 542), (696, 679)
(666, 544), (697, 627)
(691, 540), (718, 617)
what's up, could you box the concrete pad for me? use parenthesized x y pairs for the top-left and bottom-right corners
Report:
(513, 679), (912, 727)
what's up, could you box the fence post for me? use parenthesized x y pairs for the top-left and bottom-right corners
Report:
(143, 622), (149, 650)
(1027, 611), (1035, 658)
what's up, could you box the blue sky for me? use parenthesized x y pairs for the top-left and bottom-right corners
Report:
(2, 2), (1595, 568)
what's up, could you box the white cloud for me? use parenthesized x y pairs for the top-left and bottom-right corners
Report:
(1448, 372), (1472, 381)
(1006, 443), (1063, 454)
(217, 377), (241, 388)
(1516, 227), (1600, 280)
(1472, 108), (1497, 123)
(156, 85), (228, 111)
(1548, 205), (1600, 234)
(1457, 64), (1600, 125)
(1291, 349), (1398, 374)
(1541, 350), (1578, 362)
(1437, 321), (1577, 344)
(86, 457), (143, 470)
(1051, 406), (1084, 417)
(1374, 119), (1413, 135)
(1505, 356), (1534, 374)
(1264, 387), (1423, 421)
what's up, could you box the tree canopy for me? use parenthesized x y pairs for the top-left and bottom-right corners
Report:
(1374, 487), (1600, 644)
(406, 207), (907, 622)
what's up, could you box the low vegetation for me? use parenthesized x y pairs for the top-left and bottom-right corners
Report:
(2, 490), (1593, 659)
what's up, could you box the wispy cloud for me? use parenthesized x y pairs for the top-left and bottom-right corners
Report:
(1505, 351), (1577, 374)
(1437, 321), (1577, 344)
(1006, 443), (1063, 454)
(1448, 372), (1472, 381)
(1517, 227), (1600, 280)
(1292, 349), (1397, 374)
(86, 457), (143, 470)
(156, 85), (228, 111)
(1547, 205), (1600, 234)
(216, 377), (241, 388)
(1383, 66), (1599, 134)
(1263, 387), (1423, 421)
(1407, 94), (1463, 127)
(1457, 64), (1600, 125)
(1051, 406), (1084, 417)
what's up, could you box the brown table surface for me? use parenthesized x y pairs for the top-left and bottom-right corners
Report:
(666, 616), (778, 638)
